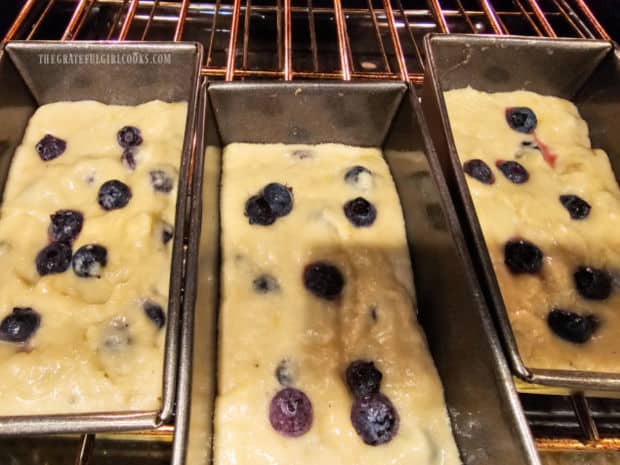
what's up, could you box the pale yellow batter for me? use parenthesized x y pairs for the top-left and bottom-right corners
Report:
(445, 87), (620, 372)
(0, 100), (187, 414)
(216, 143), (460, 465)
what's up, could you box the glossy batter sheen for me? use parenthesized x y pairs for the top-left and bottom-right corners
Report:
(445, 87), (620, 372)
(216, 143), (460, 465)
(0, 100), (187, 414)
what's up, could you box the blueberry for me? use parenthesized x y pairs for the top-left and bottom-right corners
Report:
(35, 134), (66, 161)
(117, 126), (143, 149)
(253, 274), (280, 293)
(0, 307), (41, 343)
(463, 159), (495, 185)
(263, 183), (293, 217)
(346, 360), (382, 398)
(275, 359), (295, 386)
(244, 195), (276, 226)
(35, 241), (72, 276)
(72, 244), (108, 278)
(49, 209), (84, 243)
(143, 301), (166, 329)
(162, 222), (174, 245)
(496, 160), (529, 184)
(560, 195), (591, 220)
(121, 148), (137, 170)
(303, 262), (344, 300)
(574, 266), (612, 300)
(345, 166), (373, 187)
(269, 387), (313, 437)
(344, 197), (377, 227)
(506, 107), (537, 133)
(351, 393), (399, 446)
(547, 308), (599, 344)
(150, 170), (174, 193)
(504, 239), (543, 274)
(98, 180), (132, 211)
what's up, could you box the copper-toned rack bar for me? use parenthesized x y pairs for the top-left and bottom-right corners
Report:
(536, 438), (620, 452)
(478, 0), (505, 34)
(283, 0), (292, 80)
(225, 0), (242, 80)
(174, 0), (191, 40)
(512, 0), (544, 36)
(2, 0), (38, 42)
(366, 0), (390, 73)
(140, 0), (161, 40)
(105, 0), (129, 40)
(525, 0), (557, 37)
(61, 0), (93, 40)
(333, 0), (353, 80)
(426, 0), (449, 33)
(572, 0), (610, 40)
(119, 0), (140, 40)
(383, 0), (408, 80)
(241, 0), (252, 69)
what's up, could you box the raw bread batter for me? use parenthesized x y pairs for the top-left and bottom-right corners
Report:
(445, 87), (620, 372)
(0, 100), (187, 414)
(216, 143), (460, 465)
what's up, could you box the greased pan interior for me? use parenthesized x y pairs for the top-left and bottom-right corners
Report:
(0, 41), (203, 434)
(172, 81), (541, 465)
(421, 33), (620, 393)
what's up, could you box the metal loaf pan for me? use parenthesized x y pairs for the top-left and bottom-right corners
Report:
(421, 33), (620, 393)
(0, 41), (203, 434)
(172, 81), (541, 465)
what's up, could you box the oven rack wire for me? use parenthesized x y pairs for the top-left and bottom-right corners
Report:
(1, 1), (618, 464)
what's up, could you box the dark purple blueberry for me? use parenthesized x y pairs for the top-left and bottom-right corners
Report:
(344, 197), (377, 227)
(162, 222), (174, 245)
(72, 244), (108, 278)
(275, 359), (295, 386)
(121, 148), (137, 170)
(149, 170), (174, 193)
(253, 274), (280, 294)
(143, 301), (166, 329)
(269, 387), (313, 437)
(98, 180), (132, 211)
(559, 195), (591, 220)
(351, 393), (399, 446)
(504, 239), (543, 274)
(496, 160), (529, 184)
(117, 126), (143, 148)
(244, 195), (276, 226)
(574, 266), (612, 300)
(49, 209), (84, 243)
(463, 159), (495, 185)
(506, 107), (537, 134)
(345, 166), (372, 186)
(0, 308), (41, 343)
(35, 241), (72, 276)
(346, 360), (382, 398)
(547, 308), (599, 344)
(303, 262), (344, 300)
(35, 134), (66, 161)
(263, 183), (293, 217)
